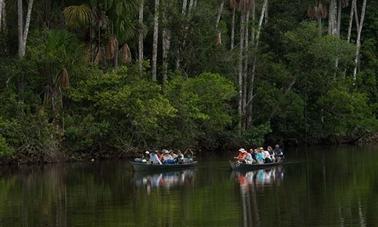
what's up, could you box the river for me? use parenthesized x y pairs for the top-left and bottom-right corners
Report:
(0, 145), (377, 226)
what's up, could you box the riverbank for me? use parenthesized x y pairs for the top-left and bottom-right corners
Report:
(1, 136), (377, 166)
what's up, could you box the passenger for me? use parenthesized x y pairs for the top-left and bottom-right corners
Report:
(262, 147), (272, 163)
(267, 146), (275, 162)
(245, 151), (253, 164)
(273, 144), (284, 162)
(250, 148), (257, 163)
(171, 151), (178, 159)
(135, 151), (149, 163)
(184, 149), (194, 162)
(234, 148), (247, 163)
(255, 149), (265, 164)
(162, 149), (175, 164)
(176, 150), (185, 163)
(149, 151), (162, 165)
(157, 150), (164, 161)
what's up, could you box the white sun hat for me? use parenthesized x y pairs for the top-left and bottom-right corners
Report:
(239, 148), (246, 152)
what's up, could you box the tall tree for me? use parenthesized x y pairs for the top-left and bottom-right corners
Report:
(353, 0), (367, 80)
(242, 5), (251, 120)
(188, 0), (194, 15)
(328, 0), (338, 35)
(246, 0), (268, 128)
(215, 0), (225, 46)
(0, 0), (4, 31)
(347, 0), (357, 42)
(182, 0), (188, 15)
(152, 0), (160, 81)
(162, 1), (172, 83)
(138, 0), (144, 75)
(18, 0), (34, 58)
(238, 12), (245, 133)
(230, 0), (237, 50)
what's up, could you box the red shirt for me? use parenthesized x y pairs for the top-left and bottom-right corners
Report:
(236, 152), (247, 161)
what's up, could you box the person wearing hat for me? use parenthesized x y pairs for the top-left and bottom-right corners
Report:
(162, 149), (175, 164)
(234, 148), (248, 163)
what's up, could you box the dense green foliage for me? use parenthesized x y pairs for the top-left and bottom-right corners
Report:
(0, 0), (377, 158)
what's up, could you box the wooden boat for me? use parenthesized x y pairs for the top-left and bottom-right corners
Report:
(130, 161), (198, 172)
(229, 160), (283, 171)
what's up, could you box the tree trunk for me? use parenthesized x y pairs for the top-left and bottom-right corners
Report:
(1, 1), (5, 32)
(353, 0), (367, 81)
(18, 0), (34, 58)
(231, 7), (236, 50)
(246, 0), (268, 128)
(162, 29), (171, 83)
(243, 8), (250, 126)
(265, 0), (269, 24)
(343, 0), (356, 78)
(354, 3), (360, 30)
(182, 0), (188, 15)
(22, 0), (33, 54)
(318, 17), (323, 36)
(337, 0), (342, 36)
(328, 0), (338, 35)
(18, 0), (24, 58)
(152, 0), (160, 81)
(0, 0), (3, 31)
(215, 1), (224, 29)
(215, 1), (224, 47)
(188, 0), (194, 15)
(347, 0), (357, 43)
(138, 0), (144, 75)
(238, 12), (245, 134)
(251, 0), (256, 45)
(114, 45), (119, 68)
(176, 0), (188, 70)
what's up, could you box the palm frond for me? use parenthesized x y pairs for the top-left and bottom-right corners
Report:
(63, 4), (92, 29)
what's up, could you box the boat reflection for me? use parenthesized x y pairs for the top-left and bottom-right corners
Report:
(234, 166), (285, 191)
(233, 167), (285, 227)
(133, 169), (195, 193)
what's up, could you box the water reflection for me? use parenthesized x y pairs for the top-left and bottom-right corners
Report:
(133, 169), (195, 193)
(233, 167), (285, 227)
(234, 167), (285, 191)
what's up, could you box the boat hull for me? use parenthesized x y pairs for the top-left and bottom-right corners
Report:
(230, 161), (283, 171)
(130, 161), (198, 172)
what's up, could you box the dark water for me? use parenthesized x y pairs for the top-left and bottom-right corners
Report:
(0, 146), (378, 227)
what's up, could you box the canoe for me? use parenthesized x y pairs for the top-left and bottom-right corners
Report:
(130, 161), (198, 172)
(229, 160), (283, 171)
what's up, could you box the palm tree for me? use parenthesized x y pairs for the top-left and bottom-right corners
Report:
(63, 4), (108, 64)
(63, 4), (92, 29)
(307, 1), (328, 35)
(64, 0), (138, 67)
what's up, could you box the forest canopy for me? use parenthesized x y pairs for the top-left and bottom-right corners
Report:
(0, 0), (377, 159)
